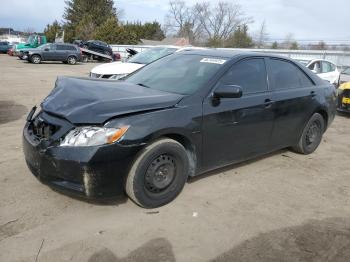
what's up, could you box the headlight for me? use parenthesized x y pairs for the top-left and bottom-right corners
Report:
(109, 74), (128, 80)
(90, 72), (100, 78)
(60, 126), (129, 147)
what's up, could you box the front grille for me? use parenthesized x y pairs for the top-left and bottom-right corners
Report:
(101, 74), (113, 79)
(31, 116), (59, 140)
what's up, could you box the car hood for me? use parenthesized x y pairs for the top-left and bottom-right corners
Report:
(41, 76), (184, 124)
(90, 62), (145, 75)
(15, 43), (32, 50)
(21, 48), (38, 52)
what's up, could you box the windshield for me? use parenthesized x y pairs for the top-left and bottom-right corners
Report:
(26, 35), (34, 44)
(128, 47), (177, 65)
(125, 54), (226, 95)
(343, 68), (350, 75)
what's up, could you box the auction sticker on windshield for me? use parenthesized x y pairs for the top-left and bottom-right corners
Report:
(200, 58), (227, 64)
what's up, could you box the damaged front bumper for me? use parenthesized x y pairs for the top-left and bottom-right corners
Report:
(22, 111), (142, 199)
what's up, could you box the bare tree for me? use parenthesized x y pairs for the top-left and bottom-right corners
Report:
(164, 0), (202, 43)
(23, 27), (36, 35)
(282, 33), (295, 49)
(193, 1), (251, 46)
(165, 1), (251, 46)
(256, 20), (268, 48)
(311, 41), (328, 50)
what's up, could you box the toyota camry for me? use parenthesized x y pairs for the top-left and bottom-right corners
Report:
(23, 50), (336, 208)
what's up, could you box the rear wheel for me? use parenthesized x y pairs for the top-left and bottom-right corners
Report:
(31, 55), (41, 64)
(292, 113), (325, 154)
(67, 56), (77, 65)
(125, 138), (190, 208)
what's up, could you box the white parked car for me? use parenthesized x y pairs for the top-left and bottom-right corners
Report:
(296, 59), (340, 86)
(90, 46), (203, 80)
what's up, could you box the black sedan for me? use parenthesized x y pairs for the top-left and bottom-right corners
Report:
(79, 40), (113, 56)
(23, 50), (336, 208)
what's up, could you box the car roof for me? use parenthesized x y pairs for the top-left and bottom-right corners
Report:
(54, 43), (77, 46)
(304, 58), (336, 65)
(175, 49), (293, 61)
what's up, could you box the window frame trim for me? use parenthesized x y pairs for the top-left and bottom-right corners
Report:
(266, 57), (316, 91)
(212, 56), (271, 97)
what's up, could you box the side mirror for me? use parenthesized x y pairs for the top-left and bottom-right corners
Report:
(213, 84), (243, 99)
(44, 48), (49, 51)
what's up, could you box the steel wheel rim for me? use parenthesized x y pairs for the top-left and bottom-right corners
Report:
(145, 154), (176, 193)
(306, 120), (321, 146)
(33, 57), (40, 63)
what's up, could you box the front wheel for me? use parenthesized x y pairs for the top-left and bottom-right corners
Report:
(125, 138), (190, 208)
(292, 113), (325, 154)
(30, 55), (41, 64)
(67, 56), (77, 65)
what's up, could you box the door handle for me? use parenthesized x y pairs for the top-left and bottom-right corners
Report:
(264, 99), (274, 108)
(310, 91), (316, 98)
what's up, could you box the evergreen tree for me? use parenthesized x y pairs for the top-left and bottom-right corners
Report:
(44, 20), (62, 42)
(225, 25), (253, 48)
(271, 41), (278, 49)
(124, 21), (165, 41)
(63, 0), (117, 41)
(290, 41), (299, 50)
(75, 14), (96, 40)
(94, 17), (138, 44)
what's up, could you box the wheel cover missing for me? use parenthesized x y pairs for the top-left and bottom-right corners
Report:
(145, 154), (176, 193)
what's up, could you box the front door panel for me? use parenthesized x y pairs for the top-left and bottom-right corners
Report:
(202, 94), (274, 170)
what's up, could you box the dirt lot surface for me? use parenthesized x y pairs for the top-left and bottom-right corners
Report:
(1, 54), (350, 262)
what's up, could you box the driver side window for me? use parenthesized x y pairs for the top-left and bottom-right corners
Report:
(219, 58), (268, 95)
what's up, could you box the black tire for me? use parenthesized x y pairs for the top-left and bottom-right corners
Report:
(126, 138), (190, 208)
(292, 113), (325, 154)
(31, 55), (41, 64)
(67, 56), (77, 65)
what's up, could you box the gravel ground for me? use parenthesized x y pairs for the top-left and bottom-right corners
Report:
(0, 54), (350, 262)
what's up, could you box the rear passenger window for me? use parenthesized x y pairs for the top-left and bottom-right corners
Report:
(56, 45), (67, 51)
(220, 58), (268, 94)
(269, 59), (314, 90)
(67, 46), (76, 51)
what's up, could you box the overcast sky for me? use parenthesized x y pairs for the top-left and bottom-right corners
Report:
(0, 0), (349, 42)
